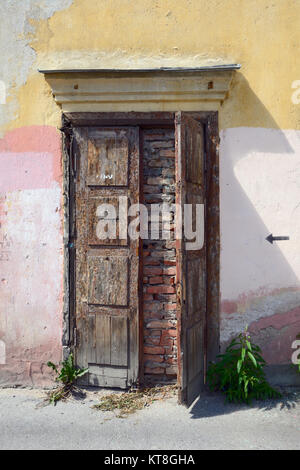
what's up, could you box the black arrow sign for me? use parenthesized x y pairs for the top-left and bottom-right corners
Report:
(266, 234), (290, 244)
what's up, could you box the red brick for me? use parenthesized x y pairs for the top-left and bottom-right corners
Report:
(166, 356), (177, 364)
(144, 346), (165, 355)
(144, 267), (163, 276)
(143, 302), (161, 312)
(151, 250), (175, 259)
(163, 266), (176, 275)
(147, 285), (175, 294)
(151, 141), (174, 148)
(144, 133), (166, 140)
(154, 294), (177, 302)
(160, 149), (175, 157)
(144, 337), (161, 346)
(143, 294), (153, 301)
(149, 276), (164, 284)
(164, 260), (176, 266)
(166, 366), (177, 376)
(143, 185), (159, 193)
(144, 257), (160, 266)
(144, 354), (164, 363)
(164, 303), (177, 311)
(162, 168), (175, 177)
(163, 277), (175, 285)
(160, 337), (174, 347)
(145, 195), (163, 204)
(144, 311), (162, 320)
(144, 329), (161, 336)
(146, 320), (174, 329)
(147, 177), (174, 186)
(161, 329), (177, 338)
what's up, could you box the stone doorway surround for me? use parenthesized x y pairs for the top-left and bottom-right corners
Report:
(39, 65), (240, 112)
(39, 65), (239, 388)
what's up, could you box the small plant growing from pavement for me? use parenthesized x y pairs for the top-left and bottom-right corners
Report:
(47, 353), (88, 405)
(207, 328), (282, 404)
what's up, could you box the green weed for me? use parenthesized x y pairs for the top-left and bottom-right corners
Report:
(207, 328), (281, 404)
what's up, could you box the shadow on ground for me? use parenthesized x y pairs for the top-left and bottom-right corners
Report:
(189, 388), (300, 419)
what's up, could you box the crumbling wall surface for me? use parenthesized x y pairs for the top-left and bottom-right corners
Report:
(0, 127), (63, 386)
(0, 1), (73, 386)
(0, 0), (299, 386)
(0, 0), (73, 133)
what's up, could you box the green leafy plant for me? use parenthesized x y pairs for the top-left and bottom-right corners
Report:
(207, 328), (282, 404)
(47, 353), (88, 404)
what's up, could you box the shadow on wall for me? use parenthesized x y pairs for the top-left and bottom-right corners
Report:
(222, 72), (298, 134)
(220, 73), (300, 369)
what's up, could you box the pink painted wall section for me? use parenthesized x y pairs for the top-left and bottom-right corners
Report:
(0, 152), (57, 193)
(220, 128), (300, 368)
(249, 307), (300, 364)
(0, 126), (61, 192)
(0, 125), (61, 155)
(0, 126), (63, 387)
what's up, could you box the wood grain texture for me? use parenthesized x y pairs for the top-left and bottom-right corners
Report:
(87, 256), (128, 306)
(176, 112), (207, 406)
(87, 195), (127, 246)
(87, 130), (128, 186)
(73, 126), (140, 388)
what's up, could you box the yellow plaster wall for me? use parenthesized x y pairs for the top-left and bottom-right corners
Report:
(4, 0), (300, 133)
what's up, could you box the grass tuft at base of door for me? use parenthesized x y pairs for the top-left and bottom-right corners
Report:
(93, 384), (177, 418)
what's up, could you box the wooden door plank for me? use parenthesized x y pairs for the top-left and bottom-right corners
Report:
(73, 126), (141, 388)
(175, 112), (207, 406)
(87, 314), (96, 363)
(111, 316), (128, 366)
(96, 315), (111, 365)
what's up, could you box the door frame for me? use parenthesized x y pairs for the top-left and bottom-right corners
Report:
(61, 111), (220, 385)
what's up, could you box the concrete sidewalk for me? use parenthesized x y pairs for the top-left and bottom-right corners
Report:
(0, 387), (299, 450)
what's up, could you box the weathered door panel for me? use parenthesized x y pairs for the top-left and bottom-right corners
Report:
(175, 112), (207, 406)
(72, 127), (140, 388)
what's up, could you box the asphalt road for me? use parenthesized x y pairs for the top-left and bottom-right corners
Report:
(0, 387), (299, 450)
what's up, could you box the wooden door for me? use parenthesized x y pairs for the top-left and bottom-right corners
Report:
(175, 112), (207, 406)
(72, 127), (140, 388)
